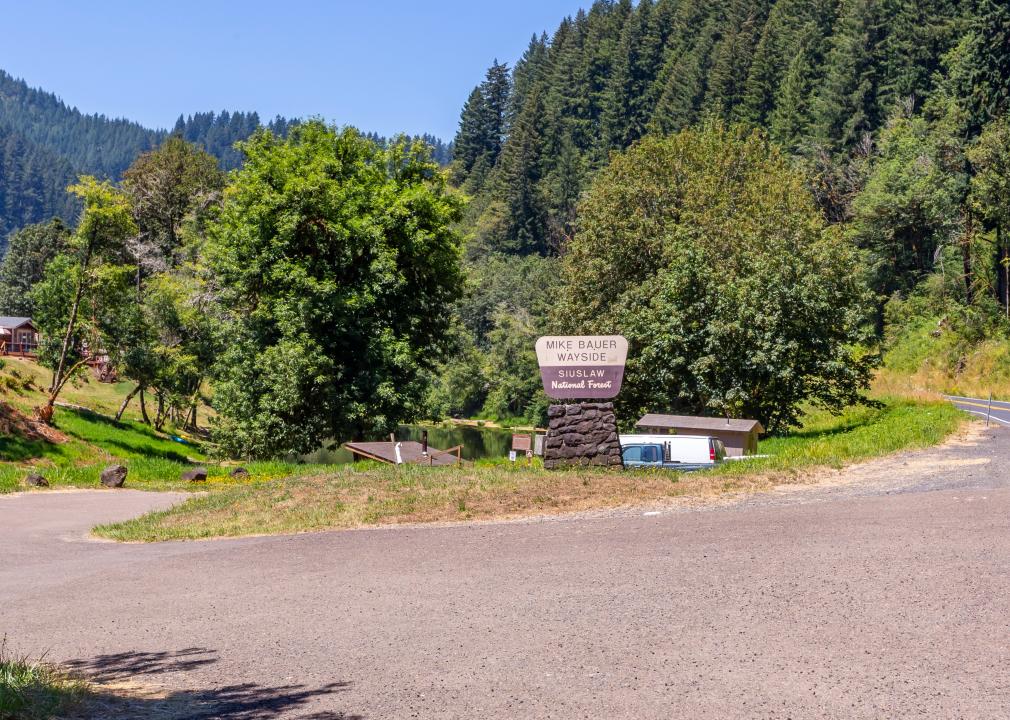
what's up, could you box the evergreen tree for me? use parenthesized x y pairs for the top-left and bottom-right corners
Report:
(650, 20), (718, 133)
(481, 61), (512, 159)
(768, 34), (819, 148)
(480, 88), (548, 256)
(811, 0), (888, 150)
(509, 34), (550, 129)
(0, 219), (70, 316)
(739, 0), (833, 127)
(451, 61), (511, 188)
(703, 0), (770, 120)
(956, 0), (1010, 132)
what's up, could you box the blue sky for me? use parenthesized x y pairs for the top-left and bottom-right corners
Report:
(2, 1), (587, 140)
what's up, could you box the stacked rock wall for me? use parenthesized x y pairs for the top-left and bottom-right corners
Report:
(543, 402), (623, 469)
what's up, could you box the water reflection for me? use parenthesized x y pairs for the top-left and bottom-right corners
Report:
(301, 424), (523, 464)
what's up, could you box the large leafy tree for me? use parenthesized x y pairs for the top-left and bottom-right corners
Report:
(849, 113), (963, 302)
(207, 121), (464, 457)
(967, 117), (1010, 314)
(32, 177), (136, 422)
(115, 137), (225, 425)
(560, 124), (877, 432)
(122, 136), (224, 261)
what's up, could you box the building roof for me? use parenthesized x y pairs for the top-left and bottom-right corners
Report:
(636, 414), (764, 434)
(0, 317), (34, 330)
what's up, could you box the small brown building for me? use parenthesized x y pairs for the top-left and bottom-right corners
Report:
(635, 414), (764, 457)
(0, 317), (38, 357)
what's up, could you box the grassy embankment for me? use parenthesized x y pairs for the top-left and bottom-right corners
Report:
(0, 357), (332, 494)
(875, 311), (1010, 399)
(0, 641), (88, 720)
(95, 397), (963, 542)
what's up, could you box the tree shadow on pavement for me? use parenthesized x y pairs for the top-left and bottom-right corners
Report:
(65, 647), (219, 681)
(64, 648), (361, 719)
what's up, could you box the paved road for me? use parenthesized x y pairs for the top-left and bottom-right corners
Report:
(3, 427), (1010, 719)
(947, 393), (1010, 427)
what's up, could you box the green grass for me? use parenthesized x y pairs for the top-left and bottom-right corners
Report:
(95, 396), (965, 542)
(711, 397), (962, 476)
(876, 310), (1010, 400)
(0, 408), (334, 493)
(0, 641), (89, 720)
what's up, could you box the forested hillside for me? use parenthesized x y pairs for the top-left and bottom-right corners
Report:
(0, 69), (450, 251)
(453, 0), (968, 255)
(0, 125), (78, 245)
(438, 0), (1010, 423)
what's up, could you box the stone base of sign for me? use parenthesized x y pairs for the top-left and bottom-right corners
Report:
(543, 403), (623, 470)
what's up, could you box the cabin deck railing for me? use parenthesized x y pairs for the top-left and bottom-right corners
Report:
(0, 342), (38, 357)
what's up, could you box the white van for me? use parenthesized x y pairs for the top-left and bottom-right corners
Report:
(619, 434), (726, 470)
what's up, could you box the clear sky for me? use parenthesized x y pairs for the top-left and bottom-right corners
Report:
(1, 0), (587, 141)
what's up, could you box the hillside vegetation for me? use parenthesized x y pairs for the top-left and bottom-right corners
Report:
(0, 69), (450, 251)
(0, 357), (327, 494)
(438, 0), (1010, 422)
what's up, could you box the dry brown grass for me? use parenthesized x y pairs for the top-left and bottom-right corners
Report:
(100, 464), (801, 542)
(94, 397), (966, 542)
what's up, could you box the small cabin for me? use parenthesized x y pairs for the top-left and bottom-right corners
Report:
(0, 317), (39, 357)
(635, 414), (764, 457)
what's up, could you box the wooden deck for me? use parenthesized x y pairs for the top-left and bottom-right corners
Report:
(0, 345), (37, 359)
(344, 441), (468, 467)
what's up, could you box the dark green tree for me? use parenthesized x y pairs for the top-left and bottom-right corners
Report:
(850, 113), (963, 302)
(811, 0), (889, 150)
(207, 121), (465, 457)
(0, 219), (70, 316)
(955, 0), (1010, 132)
(451, 61), (511, 188)
(122, 136), (224, 260)
(968, 118), (1010, 314)
(560, 124), (877, 431)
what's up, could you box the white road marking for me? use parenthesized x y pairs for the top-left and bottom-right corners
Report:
(963, 409), (1010, 426)
(643, 511), (661, 517)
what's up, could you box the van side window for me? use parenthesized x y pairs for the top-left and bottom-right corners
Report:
(642, 445), (660, 463)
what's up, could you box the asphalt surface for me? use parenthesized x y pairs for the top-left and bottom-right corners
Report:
(947, 393), (1010, 428)
(3, 425), (1010, 719)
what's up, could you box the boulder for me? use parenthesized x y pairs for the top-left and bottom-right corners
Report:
(182, 467), (208, 483)
(229, 467), (251, 480)
(24, 473), (48, 488)
(100, 465), (128, 488)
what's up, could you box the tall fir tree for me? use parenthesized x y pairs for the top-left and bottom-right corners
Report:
(811, 0), (888, 150)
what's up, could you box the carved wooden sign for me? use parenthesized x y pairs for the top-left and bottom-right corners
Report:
(535, 335), (628, 400)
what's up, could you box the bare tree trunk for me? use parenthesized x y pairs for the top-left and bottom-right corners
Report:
(139, 388), (150, 424)
(115, 384), (142, 422)
(962, 213), (974, 305)
(999, 227), (1010, 318)
(40, 242), (94, 423)
(154, 393), (166, 432)
(1005, 232), (1009, 320)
